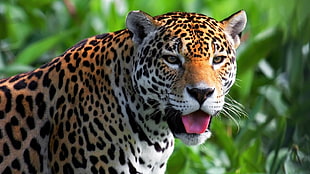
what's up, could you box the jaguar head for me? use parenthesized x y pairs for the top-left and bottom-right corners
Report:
(127, 10), (246, 145)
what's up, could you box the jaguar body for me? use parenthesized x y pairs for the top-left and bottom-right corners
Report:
(0, 10), (246, 173)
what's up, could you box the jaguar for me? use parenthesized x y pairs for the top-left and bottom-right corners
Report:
(0, 10), (246, 173)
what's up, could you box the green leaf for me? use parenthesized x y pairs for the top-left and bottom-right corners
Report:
(239, 139), (264, 173)
(284, 146), (310, 174)
(0, 64), (34, 77)
(259, 85), (288, 116)
(237, 28), (283, 75)
(167, 141), (189, 174)
(14, 29), (76, 65)
(237, 68), (254, 101)
(212, 119), (238, 168)
(266, 148), (289, 174)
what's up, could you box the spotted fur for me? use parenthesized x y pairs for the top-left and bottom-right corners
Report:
(0, 10), (246, 173)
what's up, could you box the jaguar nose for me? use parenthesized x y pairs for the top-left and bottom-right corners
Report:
(186, 87), (215, 105)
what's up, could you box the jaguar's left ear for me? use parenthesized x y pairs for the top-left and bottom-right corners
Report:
(221, 10), (247, 49)
(126, 10), (159, 44)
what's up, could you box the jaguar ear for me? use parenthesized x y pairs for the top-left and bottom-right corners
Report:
(126, 10), (158, 44)
(221, 10), (247, 49)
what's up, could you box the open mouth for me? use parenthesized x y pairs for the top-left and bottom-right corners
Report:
(167, 109), (213, 135)
(182, 110), (211, 134)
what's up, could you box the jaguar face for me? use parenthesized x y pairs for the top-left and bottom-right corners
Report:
(127, 11), (247, 145)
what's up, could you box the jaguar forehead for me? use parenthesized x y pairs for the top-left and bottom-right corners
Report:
(157, 17), (228, 61)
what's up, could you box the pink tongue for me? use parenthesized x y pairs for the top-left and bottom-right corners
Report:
(181, 111), (211, 134)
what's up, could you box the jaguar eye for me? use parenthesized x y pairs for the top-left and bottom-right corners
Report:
(213, 56), (225, 64)
(162, 55), (180, 65)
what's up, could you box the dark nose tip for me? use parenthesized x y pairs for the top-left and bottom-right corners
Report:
(187, 87), (215, 105)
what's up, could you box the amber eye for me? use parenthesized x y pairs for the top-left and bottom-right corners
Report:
(162, 55), (180, 65)
(213, 56), (225, 64)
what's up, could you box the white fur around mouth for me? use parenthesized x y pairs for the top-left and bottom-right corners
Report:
(175, 130), (212, 146)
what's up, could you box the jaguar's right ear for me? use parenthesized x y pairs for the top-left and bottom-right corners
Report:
(126, 10), (158, 44)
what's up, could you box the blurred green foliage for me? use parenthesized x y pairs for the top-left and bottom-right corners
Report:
(1, 0), (309, 173)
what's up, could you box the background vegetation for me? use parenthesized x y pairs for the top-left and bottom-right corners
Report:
(1, 0), (309, 173)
